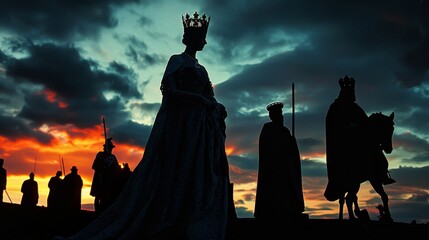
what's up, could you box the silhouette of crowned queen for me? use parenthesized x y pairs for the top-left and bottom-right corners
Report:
(57, 11), (231, 240)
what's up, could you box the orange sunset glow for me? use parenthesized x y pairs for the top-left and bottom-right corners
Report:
(0, 123), (144, 210)
(0, 124), (341, 218)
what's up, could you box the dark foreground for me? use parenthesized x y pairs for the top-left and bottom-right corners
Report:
(0, 203), (428, 240)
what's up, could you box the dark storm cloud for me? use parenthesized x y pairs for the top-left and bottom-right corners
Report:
(0, 49), (9, 62)
(407, 191), (429, 202)
(225, 113), (264, 154)
(204, 0), (429, 87)
(137, 16), (153, 27)
(228, 154), (258, 171)
(234, 206), (254, 218)
(123, 35), (165, 68)
(301, 159), (327, 178)
(394, 132), (429, 164)
(0, 115), (52, 143)
(391, 166), (429, 189)
(390, 201), (429, 223)
(109, 119), (152, 147)
(3, 41), (142, 129)
(399, 109), (429, 136)
(0, 0), (143, 41)
(0, 76), (18, 101)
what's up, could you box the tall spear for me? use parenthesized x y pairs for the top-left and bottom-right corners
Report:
(103, 117), (107, 141)
(61, 157), (66, 175)
(292, 82), (295, 137)
(33, 157), (37, 174)
(4, 189), (12, 203)
(58, 155), (62, 171)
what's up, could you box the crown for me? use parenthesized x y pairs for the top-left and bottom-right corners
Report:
(182, 11), (210, 36)
(337, 75), (356, 102)
(266, 102), (284, 112)
(338, 75), (355, 89)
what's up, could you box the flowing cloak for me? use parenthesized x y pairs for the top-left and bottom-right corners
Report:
(66, 53), (230, 240)
(21, 179), (38, 206)
(324, 100), (368, 201)
(0, 167), (6, 190)
(90, 151), (121, 210)
(254, 122), (305, 220)
(63, 172), (83, 212)
(47, 176), (63, 210)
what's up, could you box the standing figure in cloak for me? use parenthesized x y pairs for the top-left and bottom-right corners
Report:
(47, 170), (64, 211)
(0, 158), (6, 204)
(254, 102), (305, 225)
(63, 166), (83, 213)
(60, 11), (230, 240)
(324, 76), (369, 203)
(21, 172), (38, 208)
(90, 137), (121, 213)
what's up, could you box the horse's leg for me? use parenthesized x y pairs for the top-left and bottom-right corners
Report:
(339, 194), (345, 220)
(370, 180), (393, 222)
(353, 196), (361, 218)
(346, 184), (361, 219)
(345, 193), (357, 219)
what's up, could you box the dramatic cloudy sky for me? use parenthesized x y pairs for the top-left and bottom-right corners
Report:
(0, 0), (428, 224)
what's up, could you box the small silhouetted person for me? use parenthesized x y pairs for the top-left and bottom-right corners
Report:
(119, 163), (132, 189)
(47, 171), (64, 211)
(255, 102), (305, 227)
(0, 158), (6, 203)
(90, 137), (121, 213)
(63, 166), (83, 212)
(21, 172), (38, 208)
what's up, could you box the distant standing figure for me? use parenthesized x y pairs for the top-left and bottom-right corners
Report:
(119, 162), (132, 190)
(254, 102), (305, 222)
(47, 171), (64, 211)
(90, 137), (121, 213)
(63, 166), (83, 212)
(21, 172), (38, 207)
(0, 158), (6, 203)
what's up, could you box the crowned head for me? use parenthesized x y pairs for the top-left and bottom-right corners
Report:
(266, 102), (284, 112)
(182, 12), (210, 45)
(337, 75), (356, 103)
(266, 102), (284, 124)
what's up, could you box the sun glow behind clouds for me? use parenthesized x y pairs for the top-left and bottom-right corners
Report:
(0, 122), (145, 210)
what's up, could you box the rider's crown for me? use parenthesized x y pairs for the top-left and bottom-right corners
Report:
(339, 75), (355, 89)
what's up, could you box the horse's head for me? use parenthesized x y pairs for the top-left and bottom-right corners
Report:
(368, 112), (395, 154)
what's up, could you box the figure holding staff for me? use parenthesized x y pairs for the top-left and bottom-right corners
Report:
(255, 83), (305, 229)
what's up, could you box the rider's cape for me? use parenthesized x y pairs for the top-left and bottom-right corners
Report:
(324, 99), (369, 201)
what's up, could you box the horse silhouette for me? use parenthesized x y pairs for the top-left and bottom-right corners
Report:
(337, 112), (395, 221)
